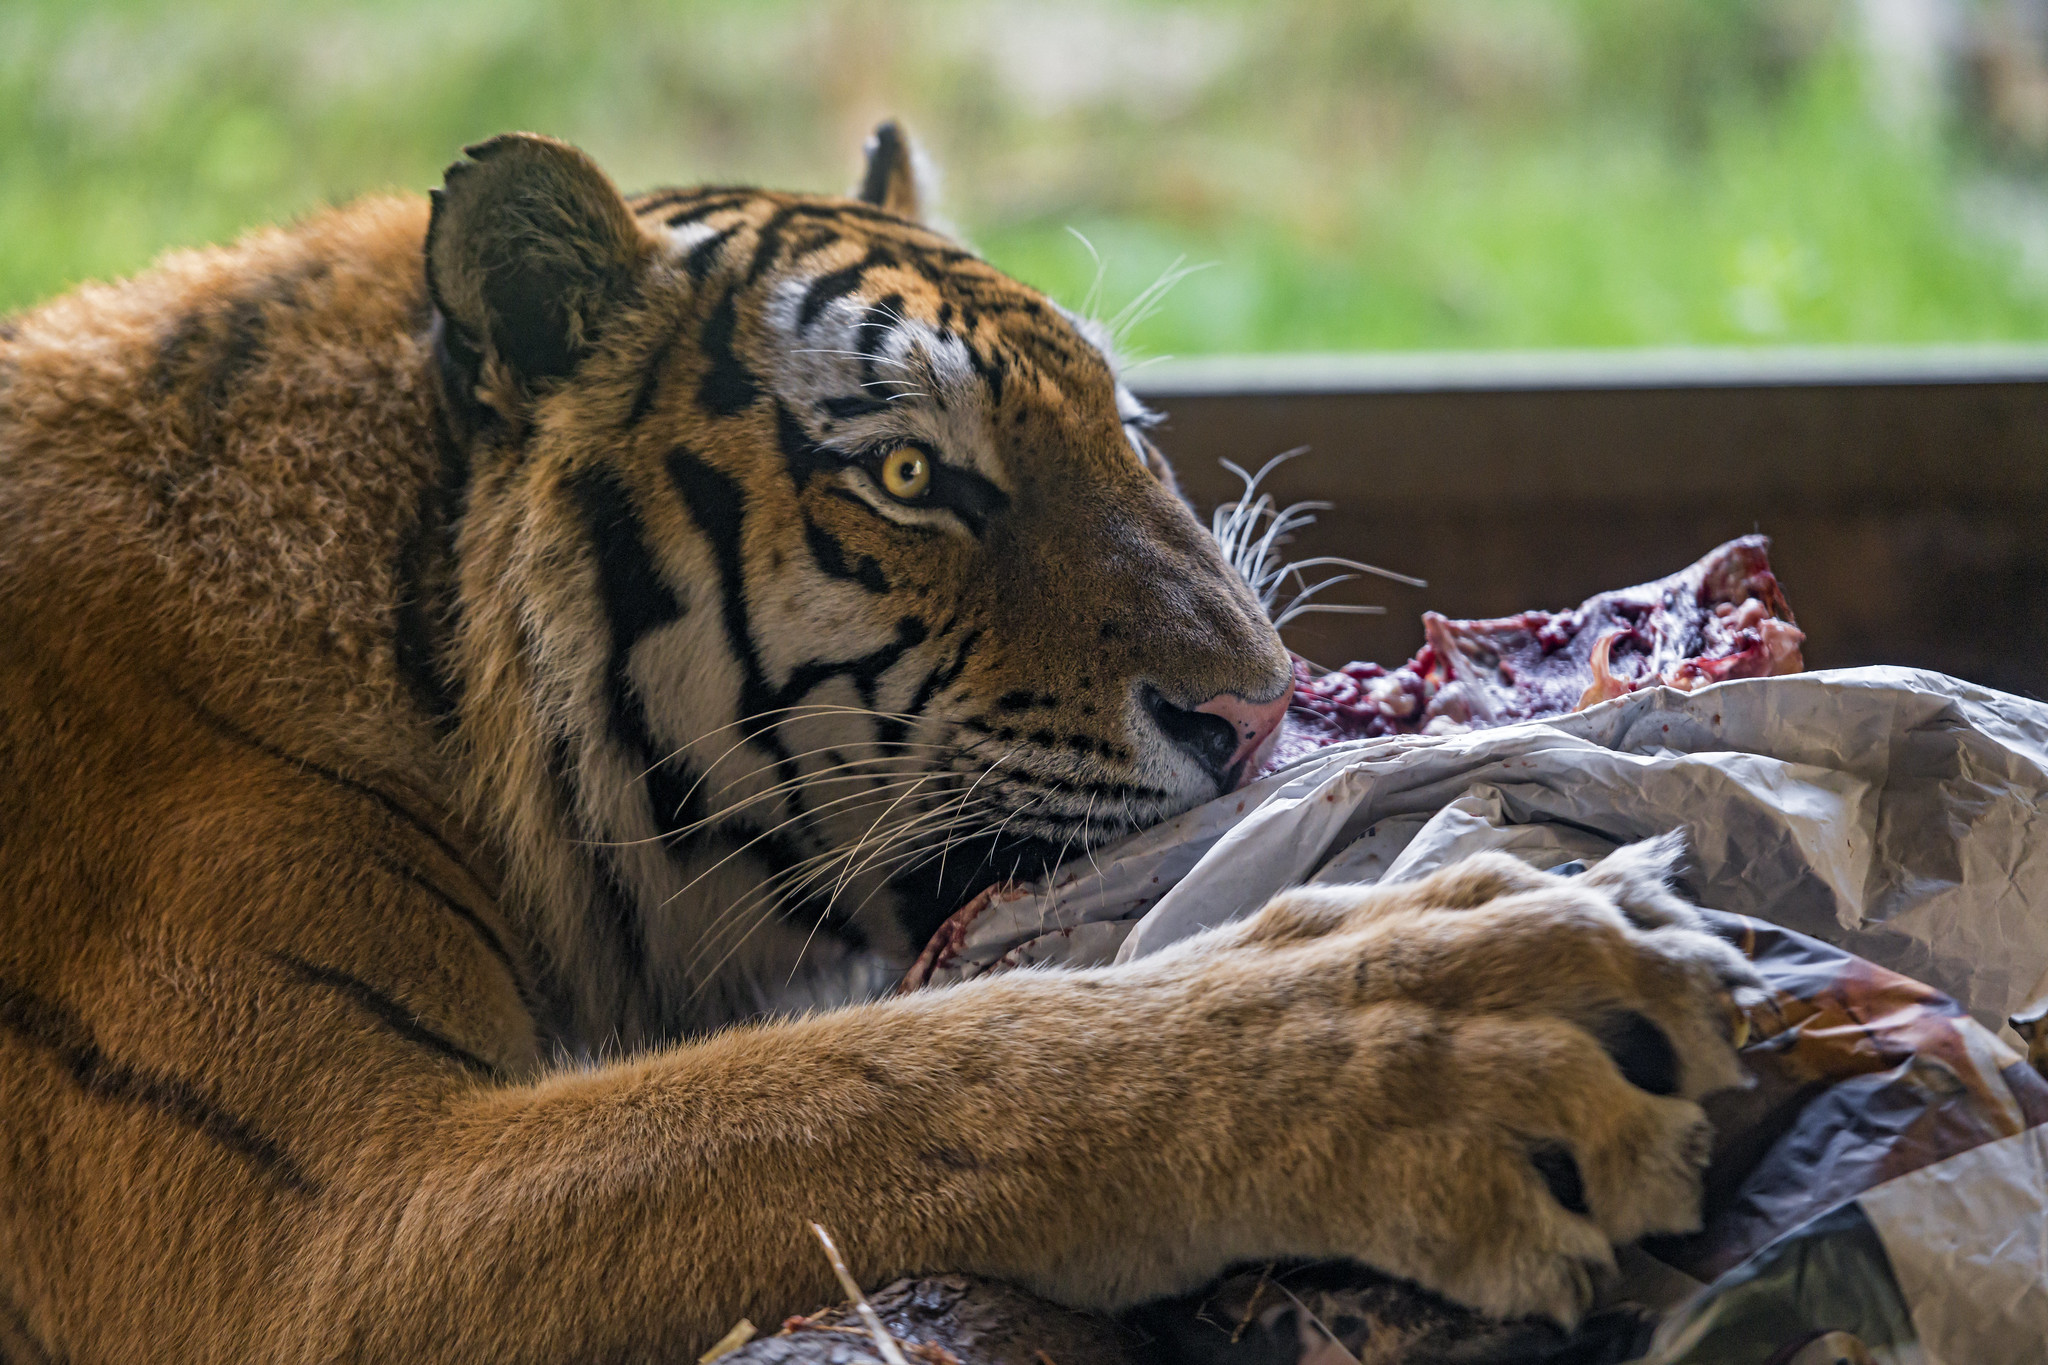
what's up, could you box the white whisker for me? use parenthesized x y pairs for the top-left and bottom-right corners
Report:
(1210, 449), (1422, 631)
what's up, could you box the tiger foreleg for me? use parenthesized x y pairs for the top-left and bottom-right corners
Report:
(270, 853), (1752, 1359)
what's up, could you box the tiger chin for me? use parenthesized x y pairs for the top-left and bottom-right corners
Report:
(0, 125), (1754, 1361)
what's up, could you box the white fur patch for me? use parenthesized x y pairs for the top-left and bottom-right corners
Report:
(761, 274), (1003, 492)
(662, 220), (726, 256)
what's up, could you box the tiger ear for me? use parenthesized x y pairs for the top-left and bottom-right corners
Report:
(855, 120), (925, 221)
(426, 133), (652, 412)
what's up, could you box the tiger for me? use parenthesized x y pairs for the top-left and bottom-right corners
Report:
(0, 123), (1756, 1362)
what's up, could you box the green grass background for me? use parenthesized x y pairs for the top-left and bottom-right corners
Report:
(7, 0), (2048, 354)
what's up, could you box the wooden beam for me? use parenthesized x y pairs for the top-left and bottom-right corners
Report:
(1132, 351), (2048, 698)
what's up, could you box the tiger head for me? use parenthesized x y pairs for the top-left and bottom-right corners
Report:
(424, 128), (1292, 1036)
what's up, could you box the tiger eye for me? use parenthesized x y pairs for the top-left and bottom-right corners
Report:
(881, 448), (931, 500)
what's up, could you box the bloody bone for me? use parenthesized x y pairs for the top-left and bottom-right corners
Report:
(1265, 536), (1803, 773)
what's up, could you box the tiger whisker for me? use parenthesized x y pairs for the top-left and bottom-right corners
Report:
(1080, 792), (1112, 884)
(1282, 556), (1428, 590)
(711, 753), (1022, 982)
(650, 777), (971, 924)
(670, 765), (963, 859)
(789, 348), (916, 372)
(1105, 255), (1214, 345)
(781, 794), (993, 984)
(642, 722), (1018, 858)
(695, 745), (948, 815)
(690, 800), (1002, 995)
(656, 772), (978, 911)
(716, 777), (1002, 913)
(643, 703), (934, 812)
(820, 767), (965, 907)
(643, 703), (933, 777)
(830, 815), (1012, 946)
(683, 727), (1013, 834)
(1211, 449), (1423, 628)
(1064, 226), (1109, 325)
(653, 702), (931, 771)
(933, 747), (1021, 891)
(590, 742), (951, 851)
(1273, 602), (1388, 627)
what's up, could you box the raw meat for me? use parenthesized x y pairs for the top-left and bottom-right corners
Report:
(1264, 535), (1803, 772)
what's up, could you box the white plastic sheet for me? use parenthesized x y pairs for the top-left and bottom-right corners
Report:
(918, 667), (2048, 1043)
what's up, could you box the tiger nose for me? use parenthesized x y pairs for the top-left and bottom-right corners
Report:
(1143, 683), (1294, 791)
(1198, 688), (1293, 780)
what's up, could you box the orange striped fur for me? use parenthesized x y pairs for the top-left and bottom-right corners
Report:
(0, 129), (1752, 1361)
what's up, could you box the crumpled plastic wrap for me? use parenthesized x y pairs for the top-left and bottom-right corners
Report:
(909, 667), (2048, 1044)
(902, 666), (2048, 1363)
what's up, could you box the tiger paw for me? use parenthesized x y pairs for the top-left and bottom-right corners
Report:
(1144, 837), (1758, 1325)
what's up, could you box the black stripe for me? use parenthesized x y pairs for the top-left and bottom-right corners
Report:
(681, 225), (739, 282)
(696, 286), (761, 417)
(566, 466), (698, 987)
(664, 445), (824, 906)
(270, 955), (499, 1078)
(911, 627), (977, 712)
(626, 327), (681, 428)
(742, 203), (802, 286)
(627, 187), (696, 215)
(820, 394), (890, 419)
(925, 461), (1008, 537)
(628, 186), (745, 217)
(798, 246), (892, 330)
(802, 513), (889, 593)
(392, 397), (470, 722)
(783, 199), (953, 234)
(666, 447), (777, 738)
(652, 192), (757, 228)
(174, 691), (482, 890)
(776, 615), (929, 712)
(852, 292), (902, 371)
(643, 759), (712, 838)
(964, 335), (1006, 406)
(875, 624), (973, 751)
(0, 1287), (62, 1365)
(150, 262), (326, 453)
(750, 827), (868, 952)
(0, 977), (315, 1195)
(784, 227), (846, 261)
(567, 466), (688, 757)
(371, 854), (529, 1001)
(888, 248), (954, 294)
(775, 403), (845, 487)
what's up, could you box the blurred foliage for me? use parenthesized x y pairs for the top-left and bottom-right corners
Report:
(6, 0), (2048, 352)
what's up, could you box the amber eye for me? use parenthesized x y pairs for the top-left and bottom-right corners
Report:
(880, 447), (932, 501)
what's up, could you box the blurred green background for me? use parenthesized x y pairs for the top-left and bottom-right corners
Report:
(9, 0), (2048, 354)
